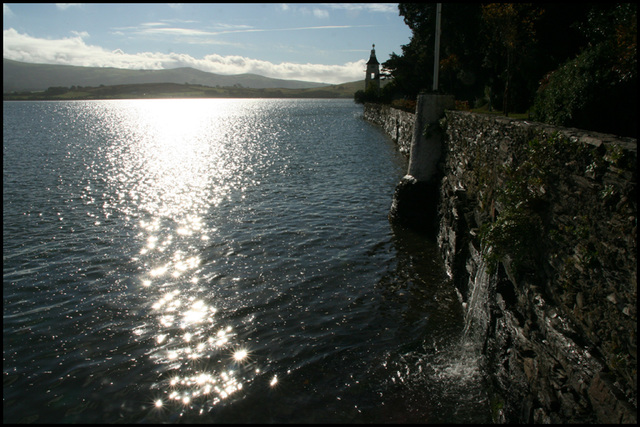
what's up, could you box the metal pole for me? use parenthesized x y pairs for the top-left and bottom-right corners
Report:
(432, 3), (442, 92)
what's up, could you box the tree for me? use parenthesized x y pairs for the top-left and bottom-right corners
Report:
(382, 39), (432, 100)
(384, 2), (636, 132)
(531, 3), (637, 136)
(480, 3), (543, 115)
(383, 3), (484, 102)
(354, 81), (389, 104)
(44, 86), (69, 96)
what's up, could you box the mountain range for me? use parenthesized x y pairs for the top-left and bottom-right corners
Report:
(2, 58), (339, 93)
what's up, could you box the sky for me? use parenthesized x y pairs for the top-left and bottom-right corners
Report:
(3, 3), (413, 84)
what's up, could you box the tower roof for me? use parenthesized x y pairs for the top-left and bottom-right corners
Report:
(367, 44), (379, 65)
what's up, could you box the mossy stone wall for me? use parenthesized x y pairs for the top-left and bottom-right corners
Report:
(438, 110), (637, 423)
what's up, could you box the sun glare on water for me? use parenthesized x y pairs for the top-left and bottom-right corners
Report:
(103, 99), (273, 416)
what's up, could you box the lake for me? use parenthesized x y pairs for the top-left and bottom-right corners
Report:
(3, 99), (490, 423)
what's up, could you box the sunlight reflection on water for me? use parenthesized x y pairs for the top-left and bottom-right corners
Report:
(100, 99), (272, 412)
(3, 99), (490, 423)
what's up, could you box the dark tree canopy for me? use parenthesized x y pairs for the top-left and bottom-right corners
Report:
(376, 2), (636, 136)
(531, 3), (637, 136)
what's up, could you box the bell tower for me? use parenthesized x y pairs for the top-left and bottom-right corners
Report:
(365, 44), (380, 92)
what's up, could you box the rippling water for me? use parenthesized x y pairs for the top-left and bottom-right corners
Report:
(3, 99), (490, 423)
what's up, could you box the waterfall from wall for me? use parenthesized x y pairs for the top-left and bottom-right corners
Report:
(423, 243), (495, 419)
(366, 101), (637, 423)
(462, 244), (495, 350)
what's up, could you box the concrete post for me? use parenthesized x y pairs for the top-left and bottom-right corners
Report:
(408, 93), (455, 181)
(389, 93), (454, 235)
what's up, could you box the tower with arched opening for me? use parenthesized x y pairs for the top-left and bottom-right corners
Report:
(365, 44), (380, 92)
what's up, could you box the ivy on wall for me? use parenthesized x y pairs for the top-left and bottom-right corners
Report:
(478, 132), (577, 281)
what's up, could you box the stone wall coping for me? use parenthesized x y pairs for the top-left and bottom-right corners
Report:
(445, 110), (637, 153)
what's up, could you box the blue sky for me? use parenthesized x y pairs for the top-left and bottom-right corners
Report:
(3, 3), (412, 84)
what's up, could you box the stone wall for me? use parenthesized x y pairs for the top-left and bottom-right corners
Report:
(438, 111), (637, 423)
(363, 103), (414, 157)
(364, 103), (637, 423)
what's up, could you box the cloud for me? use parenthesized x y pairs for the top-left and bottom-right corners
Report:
(2, 28), (365, 83)
(313, 8), (329, 19)
(197, 53), (366, 83)
(326, 3), (398, 14)
(282, 3), (398, 16)
(56, 3), (83, 11)
(4, 4), (14, 17)
(70, 31), (90, 38)
(125, 23), (371, 38)
(134, 27), (218, 37)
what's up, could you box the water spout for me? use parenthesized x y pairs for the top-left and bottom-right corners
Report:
(461, 244), (495, 351)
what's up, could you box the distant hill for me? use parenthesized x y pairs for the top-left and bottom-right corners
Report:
(3, 80), (368, 100)
(2, 58), (337, 93)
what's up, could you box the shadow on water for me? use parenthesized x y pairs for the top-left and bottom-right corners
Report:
(364, 223), (492, 424)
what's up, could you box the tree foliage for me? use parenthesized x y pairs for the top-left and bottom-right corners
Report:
(480, 3), (543, 115)
(531, 3), (637, 136)
(382, 2), (636, 136)
(354, 80), (396, 105)
(382, 3), (485, 101)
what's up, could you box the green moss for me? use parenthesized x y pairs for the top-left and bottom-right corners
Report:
(477, 132), (571, 281)
(604, 143), (624, 165)
(490, 395), (505, 422)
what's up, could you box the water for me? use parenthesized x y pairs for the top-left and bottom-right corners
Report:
(3, 99), (491, 423)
